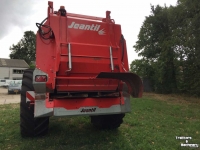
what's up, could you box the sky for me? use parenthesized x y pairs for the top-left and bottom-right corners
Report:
(0, 0), (177, 64)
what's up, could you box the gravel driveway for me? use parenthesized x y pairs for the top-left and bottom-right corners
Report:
(0, 87), (20, 104)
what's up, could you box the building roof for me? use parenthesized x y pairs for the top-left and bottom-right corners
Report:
(0, 58), (29, 68)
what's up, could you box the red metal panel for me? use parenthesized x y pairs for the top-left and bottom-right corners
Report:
(35, 4), (129, 93)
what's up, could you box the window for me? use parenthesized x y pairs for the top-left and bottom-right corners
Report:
(13, 69), (24, 74)
(0, 80), (6, 82)
(13, 78), (22, 80)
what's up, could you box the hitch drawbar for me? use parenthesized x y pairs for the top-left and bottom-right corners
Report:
(96, 72), (143, 98)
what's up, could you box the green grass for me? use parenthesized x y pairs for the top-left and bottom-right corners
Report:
(0, 93), (200, 150)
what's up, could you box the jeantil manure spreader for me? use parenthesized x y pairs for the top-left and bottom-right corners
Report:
(20, 1), (143, 137)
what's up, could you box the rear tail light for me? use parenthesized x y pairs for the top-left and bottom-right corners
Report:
(35, 75), (47, 82)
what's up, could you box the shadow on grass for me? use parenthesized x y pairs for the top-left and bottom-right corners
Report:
(19, 116), (133, 150)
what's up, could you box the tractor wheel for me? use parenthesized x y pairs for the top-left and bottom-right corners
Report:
(20, 69), (49, 137)
(91, 114), (125, 129)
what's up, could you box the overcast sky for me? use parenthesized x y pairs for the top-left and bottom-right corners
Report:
(0, 0), (177, 64)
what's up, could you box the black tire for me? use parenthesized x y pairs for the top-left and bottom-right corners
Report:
(91, 82), (128, 130)
(20, 69), (49, 137)
(91, 113), (125, 129)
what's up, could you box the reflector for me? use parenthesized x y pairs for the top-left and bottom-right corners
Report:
(35, 75), (47, 82)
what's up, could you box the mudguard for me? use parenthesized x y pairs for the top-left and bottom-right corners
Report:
(96, 72), (143, 98)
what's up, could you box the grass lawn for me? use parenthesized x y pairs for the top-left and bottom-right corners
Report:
(0, 93), (199, 150)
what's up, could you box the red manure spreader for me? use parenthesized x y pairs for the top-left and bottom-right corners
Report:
(20, 1), (143, 137)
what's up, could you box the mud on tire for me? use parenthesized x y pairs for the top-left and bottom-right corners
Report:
(20, 69), (49, 137)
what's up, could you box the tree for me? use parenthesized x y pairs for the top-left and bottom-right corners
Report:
(130, 59), (155, 78)
(172, 0), (200, 95)
(130, 59), (156, 91)
(10, 31), (36, 65)
(133, 0), (200, 96)
(133, 5), (177, 94)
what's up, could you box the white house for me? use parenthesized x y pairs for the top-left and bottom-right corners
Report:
(0, 58), (29, 80)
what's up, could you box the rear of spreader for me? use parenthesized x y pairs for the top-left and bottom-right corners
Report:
(20, 1), (143, 137)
